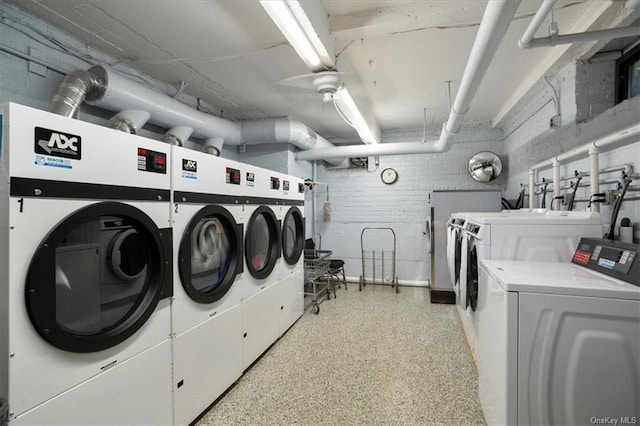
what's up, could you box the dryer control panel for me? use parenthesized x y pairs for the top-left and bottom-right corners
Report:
(572, 237), (640, 286)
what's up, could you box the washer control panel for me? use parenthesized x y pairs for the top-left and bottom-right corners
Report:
(572, 237), (640, 286)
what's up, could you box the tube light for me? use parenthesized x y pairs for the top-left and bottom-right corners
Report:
(336, 87), (378, 144)
(260, 0), (321, 68)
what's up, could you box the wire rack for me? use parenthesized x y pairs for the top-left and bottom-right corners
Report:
(359, 227), (399, 293)
(303, 249), (332, 314)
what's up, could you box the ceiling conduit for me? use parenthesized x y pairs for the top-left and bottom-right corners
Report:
(296, 0), (522, 162)
(48, 65), (345, 166)
(519, 0), (640, 49)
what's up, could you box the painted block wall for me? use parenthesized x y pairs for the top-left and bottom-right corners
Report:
(503, 58), (640, 241)
(0, 1), (240, 160)
(314, 129), (505, 284)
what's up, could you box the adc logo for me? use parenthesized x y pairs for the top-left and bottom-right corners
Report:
(34, 127), (82, 160)
(182, 159), (197, 172)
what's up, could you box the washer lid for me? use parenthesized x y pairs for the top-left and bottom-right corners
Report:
(480, 260), (640, 300)
(467, 211), (602, 226)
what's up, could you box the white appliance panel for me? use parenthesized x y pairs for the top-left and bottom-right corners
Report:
(173, 306), (243, 425)
(277, 270), (304, 335)
(479, 260), (640, 426)
(518, 292), (640, 425)
(241, 283), (280, 370)
(11, 340), (173, 426)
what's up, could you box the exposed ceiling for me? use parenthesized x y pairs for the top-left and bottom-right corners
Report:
(7, 0), (639, 144)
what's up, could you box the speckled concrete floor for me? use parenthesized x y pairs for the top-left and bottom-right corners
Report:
(196, 285), (485, 425)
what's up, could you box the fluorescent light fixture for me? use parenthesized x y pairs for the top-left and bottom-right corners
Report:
(336, 87), (379, 144)
(260, 0), (321, 68)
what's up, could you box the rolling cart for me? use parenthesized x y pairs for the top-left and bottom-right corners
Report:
(359, 227), (399, 293)
(303, 249), (333, 314)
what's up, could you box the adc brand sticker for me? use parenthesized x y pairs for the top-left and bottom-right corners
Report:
(182, 158), (197, 180)
(34, 127), (82, 160)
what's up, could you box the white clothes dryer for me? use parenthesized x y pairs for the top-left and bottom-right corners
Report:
(277, 177), (305, 335)
(459, 211), (603, 359)
(170, 146), (246, 425)
(0, 103), (173, 425)
(240, 165), (304, 370)
(477, 238), (640, 425)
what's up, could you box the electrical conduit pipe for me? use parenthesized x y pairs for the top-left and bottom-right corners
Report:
(296, 0), (522, 162)
(552, 159), (561, 210)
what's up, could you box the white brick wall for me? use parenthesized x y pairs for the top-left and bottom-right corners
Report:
(313, 134), (505, 283)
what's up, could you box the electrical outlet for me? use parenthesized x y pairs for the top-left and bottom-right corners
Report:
(237, 144), (247, 153)
(549, 114), (561, 128)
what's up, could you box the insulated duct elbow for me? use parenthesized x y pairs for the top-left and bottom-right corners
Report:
(49, 68), (105, 117)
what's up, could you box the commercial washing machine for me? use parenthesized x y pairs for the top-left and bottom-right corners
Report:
(0, 103), (173, 425)
(240, 165), (304, 370)
(276, 176), (305, 334)
(459, 210), (603, 361)
(477, 238), (640, 425)
(170, 146), (246, 425)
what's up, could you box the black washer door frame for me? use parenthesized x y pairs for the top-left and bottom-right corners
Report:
(467, 239), (479, 312)
(281, 206), (304, 265)
(179, 205), (243, 304)
(245, 205), (280, 279)
(25, 202), (172, 354)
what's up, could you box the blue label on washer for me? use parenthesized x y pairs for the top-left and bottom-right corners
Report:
(182, 171), (197, 180)
(597, 258), (616, 270)
(35, 155), (72, 169)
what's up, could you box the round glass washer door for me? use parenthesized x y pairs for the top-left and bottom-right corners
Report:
(25, 202), (171, 353)
(179, 205), (242, 304)
(245, 206), (280, 279)
(282, 206), (304, 265)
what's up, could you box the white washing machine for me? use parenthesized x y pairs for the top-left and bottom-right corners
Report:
(447, 210), (549, 301)
(276, 177), (305, 334)
(459, 211), (603, 359)
(0, 103), (173, 425)
(170, 146), (246, 425)
(478, 238), (640, 425)
(240, 165), (303, 370)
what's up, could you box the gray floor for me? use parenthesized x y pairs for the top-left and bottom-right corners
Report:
(197, 285), (486, 425)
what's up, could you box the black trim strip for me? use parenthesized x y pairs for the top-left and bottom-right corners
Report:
(10, 177), (169, 202)
(174, 191), (304, 206)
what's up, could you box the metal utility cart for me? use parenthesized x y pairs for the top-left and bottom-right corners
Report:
(303, 249), (333, 314)
(359, 227), (399, 293)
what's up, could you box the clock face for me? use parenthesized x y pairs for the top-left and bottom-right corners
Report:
(381, 168), (398, 184)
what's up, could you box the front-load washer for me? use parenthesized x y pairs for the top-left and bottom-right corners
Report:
(459, 210), (603, 360)
(240, 165), (305, 370)
(477, 238), (640, 425)
(170, 146), (246, 425)
(277, 177), (305, 335)
(0, 103), (173, 425)
(448, 210), (549, 316)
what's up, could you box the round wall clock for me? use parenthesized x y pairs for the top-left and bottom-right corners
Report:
(381, 167), (398, 184)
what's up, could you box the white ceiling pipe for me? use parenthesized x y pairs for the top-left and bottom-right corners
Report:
(519, 0), (558, 49)
(298, 0), (522, 162)
(241, 117), (344, 166)
(50, 65), (342, 164)
(525, 25), (640, 49)
(86, 66), (242, 143)
(530, 123), (640, 172)
(552, 159), (561, 210)
(626, 0), (640, 9)
(589, 146), (600, 213)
